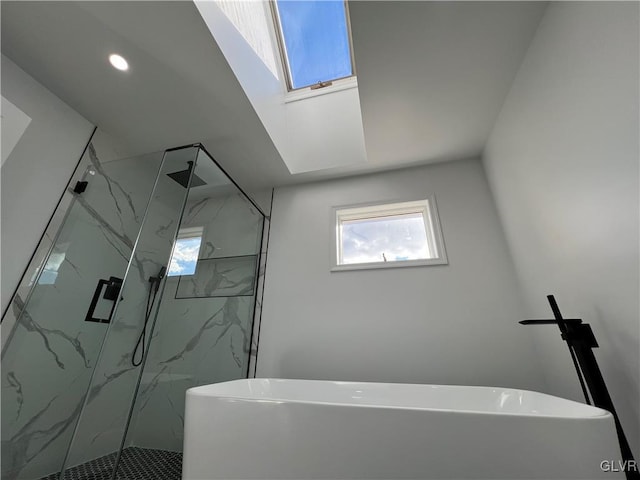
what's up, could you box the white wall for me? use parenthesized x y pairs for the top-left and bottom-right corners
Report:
(1, 54), (94, 313)
(484, 2), (639, 454)
(257, 158), (545, 391)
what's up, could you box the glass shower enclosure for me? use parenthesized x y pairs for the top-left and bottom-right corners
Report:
(1, 142), (265, 480)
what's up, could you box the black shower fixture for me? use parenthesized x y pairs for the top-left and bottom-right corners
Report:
(166, 161), (206, 188)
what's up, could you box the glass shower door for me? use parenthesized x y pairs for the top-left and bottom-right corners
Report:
(111, 147), (265, 478)
(55, 146), (201, 480)
(1, 148), (164, 480)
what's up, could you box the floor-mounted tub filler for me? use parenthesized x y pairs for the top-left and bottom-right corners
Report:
(183, 379), (624, 479)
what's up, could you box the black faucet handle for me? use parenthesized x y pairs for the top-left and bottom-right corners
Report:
(519, 318), (583, 325)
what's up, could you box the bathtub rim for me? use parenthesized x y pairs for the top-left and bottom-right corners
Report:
(185, 378), (613, 420)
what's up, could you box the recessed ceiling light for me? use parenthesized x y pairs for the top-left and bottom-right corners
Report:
(109, 54), (129, 71)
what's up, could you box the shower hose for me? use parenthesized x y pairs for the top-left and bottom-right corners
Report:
(132, 267), (166, 367)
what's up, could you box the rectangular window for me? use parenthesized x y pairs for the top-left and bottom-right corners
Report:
(168, 227), (204, 277)
(332, 198), (447, 271)
(272, 0), (355, 91)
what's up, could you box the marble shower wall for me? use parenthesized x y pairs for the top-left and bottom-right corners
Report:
(61, 148), (197, 472)
(126, 188), (264, 452)
(2, 144), (266, 478)
(1, 135), (164, 480)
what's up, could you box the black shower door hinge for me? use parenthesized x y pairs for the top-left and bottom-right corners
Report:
(73, 181), (88, 194)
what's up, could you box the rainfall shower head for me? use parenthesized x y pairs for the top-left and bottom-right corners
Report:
(166, 161), (206, 188)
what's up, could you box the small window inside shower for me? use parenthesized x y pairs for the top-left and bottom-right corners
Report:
(168, 226), (204, 277)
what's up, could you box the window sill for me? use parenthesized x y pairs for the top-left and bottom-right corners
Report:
(284, 76), (358, 104)
(331, 257), (448, 272)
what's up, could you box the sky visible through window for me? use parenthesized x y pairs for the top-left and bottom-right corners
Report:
(341, 213), (430, 264)
(276, 0), (352, 89)
(168, 236), (202, 276)
(35, 252), (66, 285)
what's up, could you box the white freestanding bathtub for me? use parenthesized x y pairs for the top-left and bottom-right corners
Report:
(183, 379), (623, 479)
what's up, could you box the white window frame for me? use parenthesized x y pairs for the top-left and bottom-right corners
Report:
(270, 0), (357, 94)
(283, 76), (358, 104)
(331, 196), (448, 272)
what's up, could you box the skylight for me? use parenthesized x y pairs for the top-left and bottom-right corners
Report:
(273, 0), (355, 90)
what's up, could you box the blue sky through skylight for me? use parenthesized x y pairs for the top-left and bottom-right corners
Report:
(276, 0), (353, 89)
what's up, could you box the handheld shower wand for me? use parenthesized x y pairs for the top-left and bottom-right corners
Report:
(150, 267), (166, 292)
(132, 266), (166, 367)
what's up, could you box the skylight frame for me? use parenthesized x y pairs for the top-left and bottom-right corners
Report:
(270, 0), (357, 92)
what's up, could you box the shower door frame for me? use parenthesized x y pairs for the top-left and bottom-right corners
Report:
(56, 146), (184, 480)
(0, 136), (166, 480)
(1, 140), (268, 480)
(106, 143), (267, 479)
